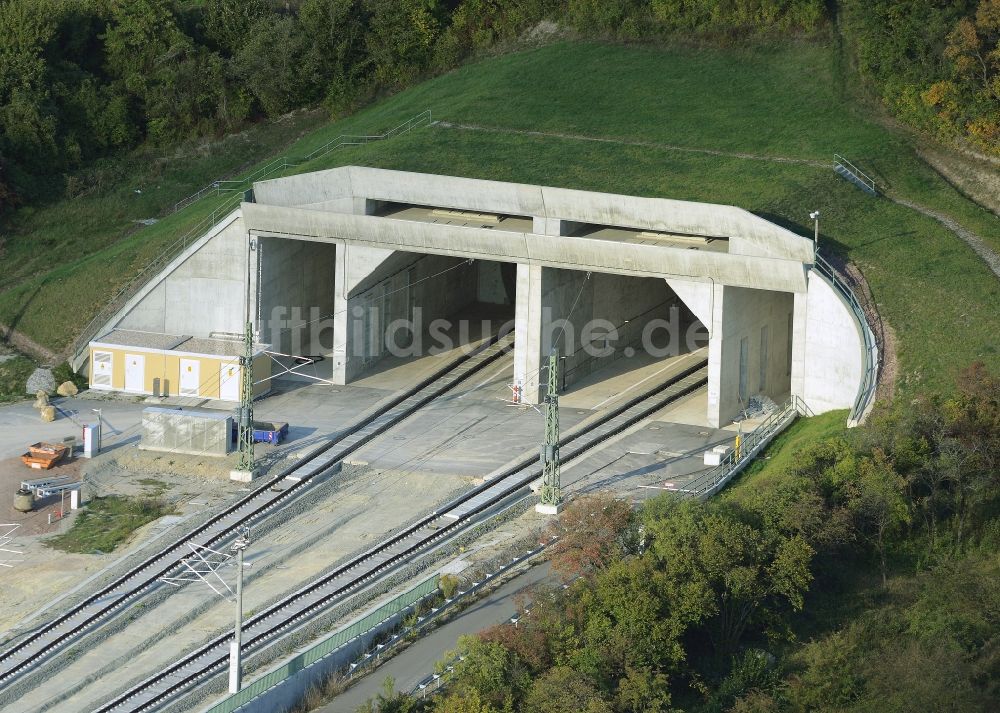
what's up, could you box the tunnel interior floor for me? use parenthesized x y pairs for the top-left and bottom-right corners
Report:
(559, 346), (709, 413)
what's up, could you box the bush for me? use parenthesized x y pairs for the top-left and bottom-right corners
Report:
(0, 354), (36, 403)
(440, 573), (460, 599)
(52, 361), (87, 392)
(46, 495), (174, 553)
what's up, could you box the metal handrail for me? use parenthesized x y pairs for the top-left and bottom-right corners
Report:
(833, 153), (876, 194)
(813, 253), (879, 425)
(673, 395), (804, 499)
(70, 110), (433, 367)
(172, 110), (432, 213)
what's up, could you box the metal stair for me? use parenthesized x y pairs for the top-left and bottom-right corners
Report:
(834, 153), (877, 195)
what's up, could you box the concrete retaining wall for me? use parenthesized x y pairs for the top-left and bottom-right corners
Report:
(118, 215), (251, 339)
(258, 237), (337, 354)
(539, 269), (687, 391)
(797, 272), (865, 414)
(337, 249), (479, 381)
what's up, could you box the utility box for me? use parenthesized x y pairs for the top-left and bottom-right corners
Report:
(82, 423), (101, 458)
(140, 407), (233, 457)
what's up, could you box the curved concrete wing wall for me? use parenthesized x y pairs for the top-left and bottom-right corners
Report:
(798, 272), (866, 414)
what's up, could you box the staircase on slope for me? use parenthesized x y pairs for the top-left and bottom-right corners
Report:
(833, 154), (877, 196)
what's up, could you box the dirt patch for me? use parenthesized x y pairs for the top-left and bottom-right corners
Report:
(0, 453), (84, 536)
(84, 446), (247, 496)
(0, 546), (106, 633)
(0, 323), (60, 363)
(843, 262), (898, 405)
(918, 145), (1000, 218)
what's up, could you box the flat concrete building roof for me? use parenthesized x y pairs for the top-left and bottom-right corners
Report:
(93, 329), (266, 357)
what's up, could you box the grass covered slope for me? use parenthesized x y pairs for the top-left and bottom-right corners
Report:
(1, 41), (997, 394)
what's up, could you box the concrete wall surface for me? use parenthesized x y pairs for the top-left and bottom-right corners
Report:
(709, 285), (794, 427)
(665, 278), (714, 326)
(545, 269), (685, 389)
(328, 244), (480, 382)
(258, 237), (337, 354)
(242, 203), (809, 294)
(117, 213), (250, 338)
(798, 272), (865, 414)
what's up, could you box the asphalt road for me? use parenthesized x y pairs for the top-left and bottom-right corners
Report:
(0, 397), (146, 460)
(321, 562), (553, 713)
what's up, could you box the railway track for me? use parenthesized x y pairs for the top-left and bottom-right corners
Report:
(96, 354), (709, 713)
(0, 332), (515, 693)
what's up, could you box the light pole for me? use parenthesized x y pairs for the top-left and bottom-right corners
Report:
(229, 528), (250, 694)
(809, 211), (820, 256)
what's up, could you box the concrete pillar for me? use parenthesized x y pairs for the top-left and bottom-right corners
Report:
(330, 197), (390, 384)
(513, 263), (543, 404)
(705, 283), (726, 428)
(514, 215), (576, 404)
(331, 243), (396, 384)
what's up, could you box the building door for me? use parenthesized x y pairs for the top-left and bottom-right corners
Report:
(219, 361), (240, 401)
(124, 354), (145, 393)
(179, 358), (200, 397)
(92, 351), (113, 389)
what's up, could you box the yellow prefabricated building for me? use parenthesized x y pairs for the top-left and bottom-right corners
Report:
(88, 330), (271, 401)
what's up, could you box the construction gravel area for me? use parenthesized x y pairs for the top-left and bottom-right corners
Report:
(3, 464), (470, 713)
(0, 446), (259, 639)
(0, 352), (729, 713)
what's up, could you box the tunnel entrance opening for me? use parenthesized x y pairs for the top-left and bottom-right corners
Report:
(531, 268), (709, 411)
(345, 253), (516, 389)
(255, 238), (518, 390)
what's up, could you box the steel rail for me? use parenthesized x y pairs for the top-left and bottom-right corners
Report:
(0, 333), (513, 690)
(96, 359), (708, 713)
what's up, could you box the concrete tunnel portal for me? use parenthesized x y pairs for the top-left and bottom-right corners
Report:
(83, 166), (875, 429)
(255, 227), (720, 414)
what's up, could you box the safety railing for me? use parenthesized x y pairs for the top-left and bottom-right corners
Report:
(70, 110), (433, 368)
(813, 253), (879, 426)
(833, 153), (877, 195)
(202, 574), (440, 713)
(173, 110), (432, 213)
(670, 395), (805, 499)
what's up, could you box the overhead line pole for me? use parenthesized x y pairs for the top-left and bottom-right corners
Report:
(536, 349), (563, 515)
(228, 529), (250, 694)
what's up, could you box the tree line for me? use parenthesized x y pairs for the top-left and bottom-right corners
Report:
(361, 363), (999, 712)
(1, 0), (996, 214)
